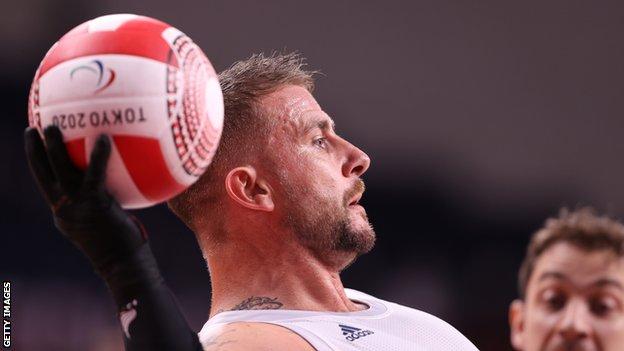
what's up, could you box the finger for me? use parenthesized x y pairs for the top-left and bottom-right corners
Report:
(24, 127), (62, 204)
(43, 126), (82, 194)
(83, 134), (111, 191)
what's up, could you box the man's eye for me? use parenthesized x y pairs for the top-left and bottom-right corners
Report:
(313, 137), (328, 148)
(547, 295), (566, 311)
(589, 296), (618, 317)
(542, 289), (567, 312)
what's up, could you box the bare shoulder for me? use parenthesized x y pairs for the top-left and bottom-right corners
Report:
(200, 321), (316, 351)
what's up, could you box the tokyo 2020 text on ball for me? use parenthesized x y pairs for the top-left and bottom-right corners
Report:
(28, 14), (224, 209)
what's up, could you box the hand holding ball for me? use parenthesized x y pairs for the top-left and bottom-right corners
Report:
(28, 14), (223, 208)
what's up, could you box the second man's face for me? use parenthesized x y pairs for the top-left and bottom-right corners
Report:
(510, 242), (624, 351)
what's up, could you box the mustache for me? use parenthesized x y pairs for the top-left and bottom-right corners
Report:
(343, 179), (366, 207)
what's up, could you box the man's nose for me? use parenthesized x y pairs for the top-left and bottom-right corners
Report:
(556, 299), (592, 342)
(341, 141), (371, 178)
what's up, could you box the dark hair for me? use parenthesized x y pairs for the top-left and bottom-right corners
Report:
(168, 52), (316, 235)
(517, 207), (624, 299)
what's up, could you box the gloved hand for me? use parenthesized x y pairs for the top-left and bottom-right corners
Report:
(24, 125), (145, 272)
(25, 126), (203, 350)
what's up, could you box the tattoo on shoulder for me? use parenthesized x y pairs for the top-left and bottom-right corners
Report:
(230, 296), (284, 311)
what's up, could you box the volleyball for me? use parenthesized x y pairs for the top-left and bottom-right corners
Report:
(27, 14), (223, 209)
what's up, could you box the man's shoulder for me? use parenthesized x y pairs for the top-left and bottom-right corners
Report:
(199, 321), (316, 351)
(388, 302), (480, 350)
(353, 290), (478, 350)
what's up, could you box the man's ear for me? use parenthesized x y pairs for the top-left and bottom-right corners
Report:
(509, 299), (526, 350)
(225, 166), (274, 212)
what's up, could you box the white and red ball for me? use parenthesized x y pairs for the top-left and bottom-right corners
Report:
(28, 14), (223, 209)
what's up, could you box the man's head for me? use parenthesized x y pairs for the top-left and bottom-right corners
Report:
(168, 53), (374, 268)
(509, 208), (624, 351)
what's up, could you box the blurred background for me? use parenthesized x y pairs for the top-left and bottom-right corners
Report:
(3, 0), (624, 350)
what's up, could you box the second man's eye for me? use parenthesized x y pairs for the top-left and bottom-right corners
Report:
(541, 289), (567, 312)
(588, 295), (619, 318)
(546, 294), (567, 312)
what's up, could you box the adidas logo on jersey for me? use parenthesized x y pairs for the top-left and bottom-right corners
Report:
(339, 324), (374, 341)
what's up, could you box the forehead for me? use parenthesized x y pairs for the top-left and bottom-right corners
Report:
(530, 242), (624, 288)
(259, 85), (333, 127)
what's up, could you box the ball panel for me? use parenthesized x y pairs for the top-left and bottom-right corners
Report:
(37, 96), (169, 140)
(205, 76), (224, 131)
(117, 15), (169, 34)
(113, 135), (187, 203)
(159, 74), (222, 186)
(38, 55), (169, 105)
(158, 117), (218, 185)
(94, 135), (151, 209)
(38, 29), (174, 78)
(164, 33), (223, 181)
(65, 138), (88, 170)
(28, 72), (42, 132)
(87, 14), (139, 32)
(36, 55), (171, 142)
(161, 27), (184, 45)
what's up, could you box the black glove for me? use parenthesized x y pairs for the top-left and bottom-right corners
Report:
(24, 126), (145, 271)
(25, 126), (203, 350)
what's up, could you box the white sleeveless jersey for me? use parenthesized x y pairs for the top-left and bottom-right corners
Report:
(198, 288), (479, 351)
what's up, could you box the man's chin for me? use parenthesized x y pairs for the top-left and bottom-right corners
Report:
(341, 221), (376, 255)
(329, 230), (375, 271)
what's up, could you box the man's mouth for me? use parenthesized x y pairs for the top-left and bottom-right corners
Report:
(348, 193), (362, 207)
(549, 339), (595, 351)
(345, 179), (366, 207)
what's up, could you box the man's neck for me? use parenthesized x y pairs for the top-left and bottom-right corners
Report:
(205, 237), (364, 317)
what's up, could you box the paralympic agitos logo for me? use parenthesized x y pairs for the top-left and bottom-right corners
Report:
(70, 59), (116, 94)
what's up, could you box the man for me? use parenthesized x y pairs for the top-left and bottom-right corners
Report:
(25, 52), (479, 350)
(509, 208), (624, 351)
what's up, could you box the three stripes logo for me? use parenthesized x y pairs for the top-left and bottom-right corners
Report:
(339, 324), (374, 341)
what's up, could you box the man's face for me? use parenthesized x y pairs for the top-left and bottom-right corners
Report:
(259, 85), (375, 264)
(510, 242), (624, 351)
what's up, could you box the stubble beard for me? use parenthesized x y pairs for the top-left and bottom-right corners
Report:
(282, 179), (376, 261)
